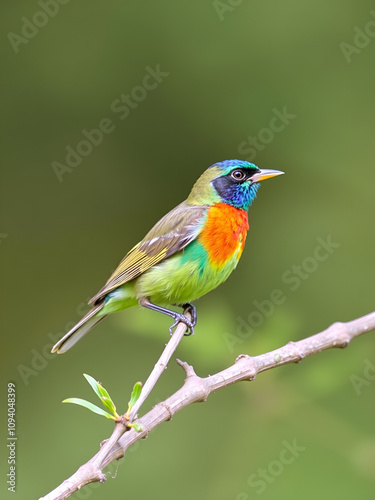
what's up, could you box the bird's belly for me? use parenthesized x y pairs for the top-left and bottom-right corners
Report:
(135, 239), (242, 306)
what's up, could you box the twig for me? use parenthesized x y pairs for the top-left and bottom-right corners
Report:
(39, 310), (375, 500)
(129, 311), (191, 420)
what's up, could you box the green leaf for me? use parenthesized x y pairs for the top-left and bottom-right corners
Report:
(128, 382), (143, 409)
(83, 374), (103, 400)
(97, 383), (111, 400)
(101, 397), (118, 416)
(83, 373), (118, 417)
(63, 398), (115, 420)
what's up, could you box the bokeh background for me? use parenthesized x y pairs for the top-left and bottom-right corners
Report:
(1, 1), (375, 499)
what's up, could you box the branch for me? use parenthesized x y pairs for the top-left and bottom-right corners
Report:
(40, 310), (375, 500)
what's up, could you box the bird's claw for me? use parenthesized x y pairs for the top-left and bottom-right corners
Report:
(182, 303), (197, 325)
(182, 303), (197, 336)
(168, 309), (196, 336)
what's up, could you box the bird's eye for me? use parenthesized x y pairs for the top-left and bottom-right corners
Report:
(231, 169), (246, 181)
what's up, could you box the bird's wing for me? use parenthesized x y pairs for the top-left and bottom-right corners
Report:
(89, 201), (207, 304)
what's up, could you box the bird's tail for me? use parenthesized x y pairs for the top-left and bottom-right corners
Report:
(51, 303), (106, 354)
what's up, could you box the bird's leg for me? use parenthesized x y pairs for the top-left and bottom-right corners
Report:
(139, 297), (195, 336)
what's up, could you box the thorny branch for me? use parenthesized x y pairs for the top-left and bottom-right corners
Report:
(40, 310), (375, 500)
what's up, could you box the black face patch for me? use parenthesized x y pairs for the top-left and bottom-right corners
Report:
(213, 175), (235, 199)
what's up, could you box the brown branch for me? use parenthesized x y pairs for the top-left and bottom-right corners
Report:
(39, 310), (375, 500)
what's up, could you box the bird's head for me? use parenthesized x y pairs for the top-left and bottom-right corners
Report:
(187, 159), (284, 210)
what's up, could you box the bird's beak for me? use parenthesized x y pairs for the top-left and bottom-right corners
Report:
(251, 169), (285, 183)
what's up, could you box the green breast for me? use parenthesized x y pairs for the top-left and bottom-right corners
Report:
(134, 239), (240, 305)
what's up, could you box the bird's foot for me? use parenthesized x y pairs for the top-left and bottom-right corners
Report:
(169, 311), (195, 336)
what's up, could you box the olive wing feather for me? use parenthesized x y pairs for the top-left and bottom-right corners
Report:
(89, 202), (207, 304)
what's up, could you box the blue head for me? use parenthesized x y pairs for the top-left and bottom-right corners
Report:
(211, 160), (283, 211)
(187, 159), (284, 210)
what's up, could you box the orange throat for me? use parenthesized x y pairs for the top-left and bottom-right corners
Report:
(199, 203), (249, 267)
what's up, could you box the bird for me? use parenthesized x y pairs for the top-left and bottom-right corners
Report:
(52, 160), (284, 353)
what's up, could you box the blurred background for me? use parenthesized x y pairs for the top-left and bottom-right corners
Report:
(1, 1), (375, 498)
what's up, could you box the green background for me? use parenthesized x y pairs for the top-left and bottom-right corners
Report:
(1, 1), (375, 499)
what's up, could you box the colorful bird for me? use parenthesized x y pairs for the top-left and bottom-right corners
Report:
(52, 160), (283, 353)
